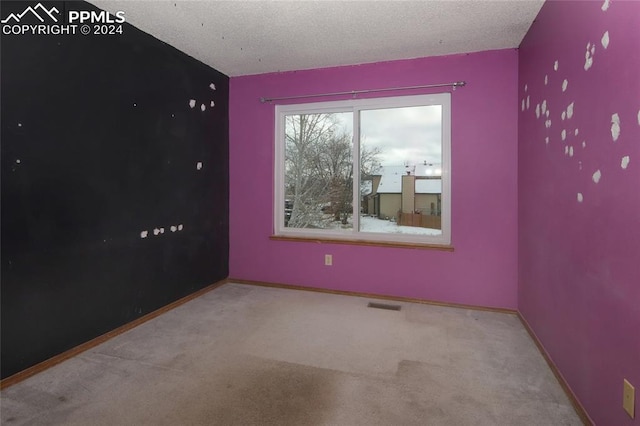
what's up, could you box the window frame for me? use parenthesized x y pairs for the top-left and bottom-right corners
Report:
(274, 93), (451, 246)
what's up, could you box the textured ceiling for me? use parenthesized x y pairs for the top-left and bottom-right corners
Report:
(89, 0), (544, 77)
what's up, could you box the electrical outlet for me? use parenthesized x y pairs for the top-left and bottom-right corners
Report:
(624, 379), (635, 418)
(324, 254), (332, 266)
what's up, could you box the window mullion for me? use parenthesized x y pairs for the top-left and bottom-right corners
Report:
(352, 108), (361, 233)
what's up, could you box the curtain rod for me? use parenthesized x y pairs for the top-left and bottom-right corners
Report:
(259, 81), (466, 103)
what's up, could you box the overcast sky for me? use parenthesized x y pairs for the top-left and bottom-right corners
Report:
(334, 105), (442, 166)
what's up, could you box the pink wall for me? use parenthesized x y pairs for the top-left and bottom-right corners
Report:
(230, 50), (519, 309)
(518, 1), (640, 424)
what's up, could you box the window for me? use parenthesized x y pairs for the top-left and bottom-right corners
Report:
(274, 93), (451, 246)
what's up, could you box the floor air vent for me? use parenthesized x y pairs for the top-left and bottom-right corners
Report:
(367, 302), (402, 311)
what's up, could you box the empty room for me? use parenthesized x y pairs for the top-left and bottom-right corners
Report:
(1, 0), (638, 425)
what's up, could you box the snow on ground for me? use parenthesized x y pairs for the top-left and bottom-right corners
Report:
(326, 215), (440, 235)
(360, 216), (440, 235)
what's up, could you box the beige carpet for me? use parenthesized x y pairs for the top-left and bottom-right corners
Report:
(1, 283), (581, 425)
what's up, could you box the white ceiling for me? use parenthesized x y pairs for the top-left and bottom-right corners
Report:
(89, 0), (544, 77)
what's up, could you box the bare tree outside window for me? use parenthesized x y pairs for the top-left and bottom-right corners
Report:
(285, 113), (381, 228)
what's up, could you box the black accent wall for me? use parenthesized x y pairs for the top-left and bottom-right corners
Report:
(1, 1), (229, 378)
